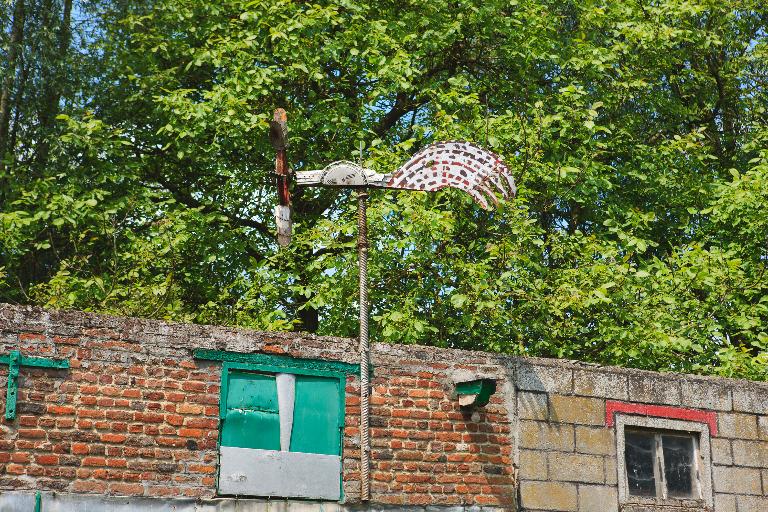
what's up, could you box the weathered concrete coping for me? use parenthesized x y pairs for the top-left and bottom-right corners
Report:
(0, 491), (506, 512)
(1, 303), (766, 406)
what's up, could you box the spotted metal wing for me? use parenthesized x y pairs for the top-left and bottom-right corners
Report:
(384, 141), (515, 209)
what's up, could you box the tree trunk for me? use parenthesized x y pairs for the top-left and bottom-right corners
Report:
(297, 301), (320, 333)
(35, 0), (72, 167)
(8, 52), (28, 160)
(0, 0), (25, 159)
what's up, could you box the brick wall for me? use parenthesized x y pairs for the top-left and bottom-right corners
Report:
(0, 305), (516, 509)
(1, 304), (767, 512)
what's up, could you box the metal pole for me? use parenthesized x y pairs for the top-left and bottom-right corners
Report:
(357, 188), (371, 501)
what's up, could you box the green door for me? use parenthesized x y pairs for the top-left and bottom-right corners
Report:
(290, 374), (341, 455)
(221, 371), (280, 450)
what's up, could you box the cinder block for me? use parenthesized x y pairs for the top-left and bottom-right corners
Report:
(604, 457), (617, 486)
(520, 481), (577, 511)
(712, 465), (762, 495)
(519, 420), (574, 452)
(736, 495), (768, 511)
(733, 386), (768, 415)
(548, 452), (605, 483)
(575, 426), (614, 456)
(518, 391), (548, 421)
(628, 374), (681, 405)
(573, 370), (627, 400)
(760, 415), (768, 441)
(763, 469), (768, 496)
(711, 438), (732, 465)
(681, 378), (732, 411)
(577, 484), (617, 512)
(517, 362), (573, 394)
(719, 412), (759, 440)
(714, 493), (737, 512)
(731, 440), (768, 468)
(550, 395), (605, 426)
(519, 449), (547, 480)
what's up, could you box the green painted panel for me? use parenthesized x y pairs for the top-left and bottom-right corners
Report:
(221, 371), (280, 450)
(194, 349), (362, 376)
(455, 378), (497, 407)
(290, 375), (341, 455)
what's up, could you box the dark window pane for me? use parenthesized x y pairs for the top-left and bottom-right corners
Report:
(662, 435), (695, 498)
(625, 431), (657, 496)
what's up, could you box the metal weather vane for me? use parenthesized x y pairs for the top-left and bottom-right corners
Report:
(295, 140), (515, 207)
(267, 109), (515, 501)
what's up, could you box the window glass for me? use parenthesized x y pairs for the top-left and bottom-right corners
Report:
(625, 430), (656, 496)
(662, 435), (695, 498)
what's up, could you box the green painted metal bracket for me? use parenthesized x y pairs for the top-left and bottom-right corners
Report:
(194, 349), (362, 376)
(5, 351), (20, 420)
(455, 378), (497, 407)
(34, 491), (42, 512)
(0, 351), (70, 369)
(1, 350), (70, 420)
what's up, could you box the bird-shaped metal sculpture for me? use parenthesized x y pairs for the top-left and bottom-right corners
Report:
(270, 110), (515, 246)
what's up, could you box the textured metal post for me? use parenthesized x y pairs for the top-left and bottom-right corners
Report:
(357, 189), (371, 501)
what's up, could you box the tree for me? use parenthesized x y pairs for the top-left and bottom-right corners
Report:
(1, 0), (766, 380)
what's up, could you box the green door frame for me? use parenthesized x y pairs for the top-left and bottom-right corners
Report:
(194, 349), (360, 500)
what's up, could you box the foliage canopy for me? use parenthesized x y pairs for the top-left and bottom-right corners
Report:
(1, 0), (767, 379)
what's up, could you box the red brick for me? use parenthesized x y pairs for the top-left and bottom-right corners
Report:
(71, 443), (89, 455)
(122, 389), (141, 398)
(78, 409), (104, 419)
(57, 418), (75, 428)
(11, 452), (30, 463)
(20, 333), (46, 341)
(18, 428), (46, 438)
(18, 415), (38, 427)
(134, 412), (163, 423)
(109, 482), (144, 495)
(178, 428), (204, 438)
(177, 403), (203, 414)
(35, 454), (59, 465)
(184, 417), (217, 429)
(188, 464), (216, 474)
(181, 381), (206, 392)
(6, 463), (26, 474)
(165, 414), (183, 426)
(101, 433), (127, 444)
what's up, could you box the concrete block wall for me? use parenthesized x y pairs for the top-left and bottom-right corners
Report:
(0, 304), (767, 511)
(514, 359), (768, 512)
